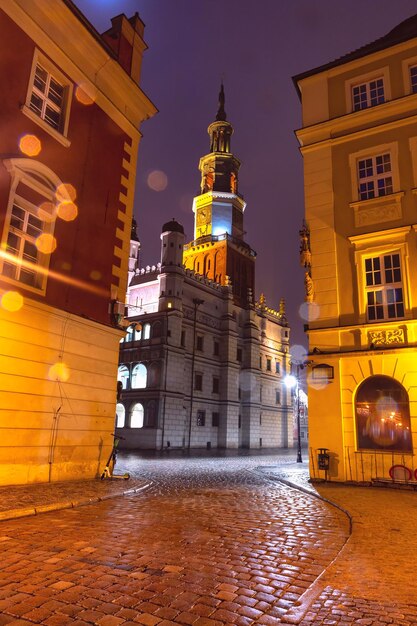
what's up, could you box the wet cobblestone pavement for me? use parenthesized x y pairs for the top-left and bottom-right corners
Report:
(0, 450), (416, 624)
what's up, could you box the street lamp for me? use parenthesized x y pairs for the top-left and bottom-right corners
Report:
(284, 364), (304, 463)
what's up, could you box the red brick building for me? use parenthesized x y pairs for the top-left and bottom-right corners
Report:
(0, 0), (156, 484)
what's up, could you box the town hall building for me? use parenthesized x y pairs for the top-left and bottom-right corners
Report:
(116, 87), (293, 450)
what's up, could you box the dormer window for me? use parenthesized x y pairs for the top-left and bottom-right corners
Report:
(352, 77), (385, 111)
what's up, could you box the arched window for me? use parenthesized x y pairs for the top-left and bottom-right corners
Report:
(117, 365), (130, 390)
(130, 402), (144, 428)
(134, 325), (142, 341)
(131, 363), (147, 389)
(116, 403), (125, 428)
(0, 158), (73, 293)
(355, 375), (412, 452)
(143, 323), (151, 340)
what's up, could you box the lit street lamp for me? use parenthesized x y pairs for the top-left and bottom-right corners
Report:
(284, 364), (304, 463)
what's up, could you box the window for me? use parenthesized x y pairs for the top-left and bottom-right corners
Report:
(117, 365), (130, 390)
(194, 372), (203, 391)
(29, 64), (65, 131)
(410, 65), (417, 93)
(23, 52), (73, 145)
(130, 403), (144, 428)
(365, 253), (404, 320)
(196, 410), (205, 426)
(212, 412), (219, 427)
(355, 376), (411, 452)
(266, 358), (272, 372)
(213, 340), (219, 356)
(146, 400), (157, 428)
(196, 335), (204, 351)
(259, 356), (262, 368)
(237, 348), (242, 362)
(116, 403), (125, 428)
(275, 361), (280, 374)
(143, 323), (151, 340)
(181, 330), (186, 347)
(358, 154), (392, 200)
(0, 159), (69, 293)
(134, 325), (142, 341)
(212, 376), (220, 394)
(276, 390), (281, 405)
(238, 414), (241, 429)
(352, 77), (385, 111)
(131, 363), (147, 389)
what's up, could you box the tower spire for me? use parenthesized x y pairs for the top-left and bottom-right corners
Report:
(216, 82), (226, 121)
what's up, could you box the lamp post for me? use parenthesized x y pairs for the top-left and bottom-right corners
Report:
(284, 362), (304, 463)
(188, 298), (204, 450)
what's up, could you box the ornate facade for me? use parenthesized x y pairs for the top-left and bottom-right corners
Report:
(117, 90), (292, 450)
(294, 14), (417, 483)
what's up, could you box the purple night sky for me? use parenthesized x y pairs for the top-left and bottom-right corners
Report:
(76, 0), (417, 349)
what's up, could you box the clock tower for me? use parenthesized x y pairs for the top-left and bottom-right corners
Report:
(183, 85), (256, 306)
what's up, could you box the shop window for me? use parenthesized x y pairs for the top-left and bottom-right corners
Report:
(130, 403), (144, 428)
(131, 363), (147, 389)
(355, 376), (411, 452)
(116, 403), (125, 428)
(117, 365), (129, 390)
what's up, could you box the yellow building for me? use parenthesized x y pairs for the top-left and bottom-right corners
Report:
(294, 15), (417, 484)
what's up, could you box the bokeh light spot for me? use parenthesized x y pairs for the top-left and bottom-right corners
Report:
(56, 183), (77, 202)
(48, 362), (70, 382)
(75, 83), (96, 106)
(1, 291), (24, 312)
(61, 262), (72, 271)
(147, 170), (168, 192)
(36, 233), (57, 254)
(19, 134), (42, 157)
(90, 270), (102, 281)
(299, 301), (320, 322)
(307, 373), (328, 391)
(37, 201), (56, 224)
(289, 344), (308, 363)
(57, 201), (78, 221)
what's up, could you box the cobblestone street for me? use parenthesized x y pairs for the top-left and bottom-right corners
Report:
(0, 451), (416, 625)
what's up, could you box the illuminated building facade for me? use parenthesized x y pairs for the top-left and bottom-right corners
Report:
(116, 90), (292, 450)
(0, 0), (156, 484)
(294, 15), (417, 483)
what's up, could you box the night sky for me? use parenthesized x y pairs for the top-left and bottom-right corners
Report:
(76, 0), (417, 349)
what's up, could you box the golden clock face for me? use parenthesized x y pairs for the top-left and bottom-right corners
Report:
(197, 208), (211, 226)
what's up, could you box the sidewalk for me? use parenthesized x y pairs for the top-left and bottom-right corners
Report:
(0, 476), (151, 521)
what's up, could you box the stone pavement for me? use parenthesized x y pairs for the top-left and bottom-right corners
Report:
(0, 450), (416, 625)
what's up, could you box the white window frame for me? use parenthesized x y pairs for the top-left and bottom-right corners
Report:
(0, 159), (67, 294)
(364, 252), (404, 321)
(348, 142), (399, 203)
(345, 67), (390, 114)
(349, 227), (411, 324)
(22, 50), (73, 147)
(357, 153), (393, 201)
(401, 56), (417, 95)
